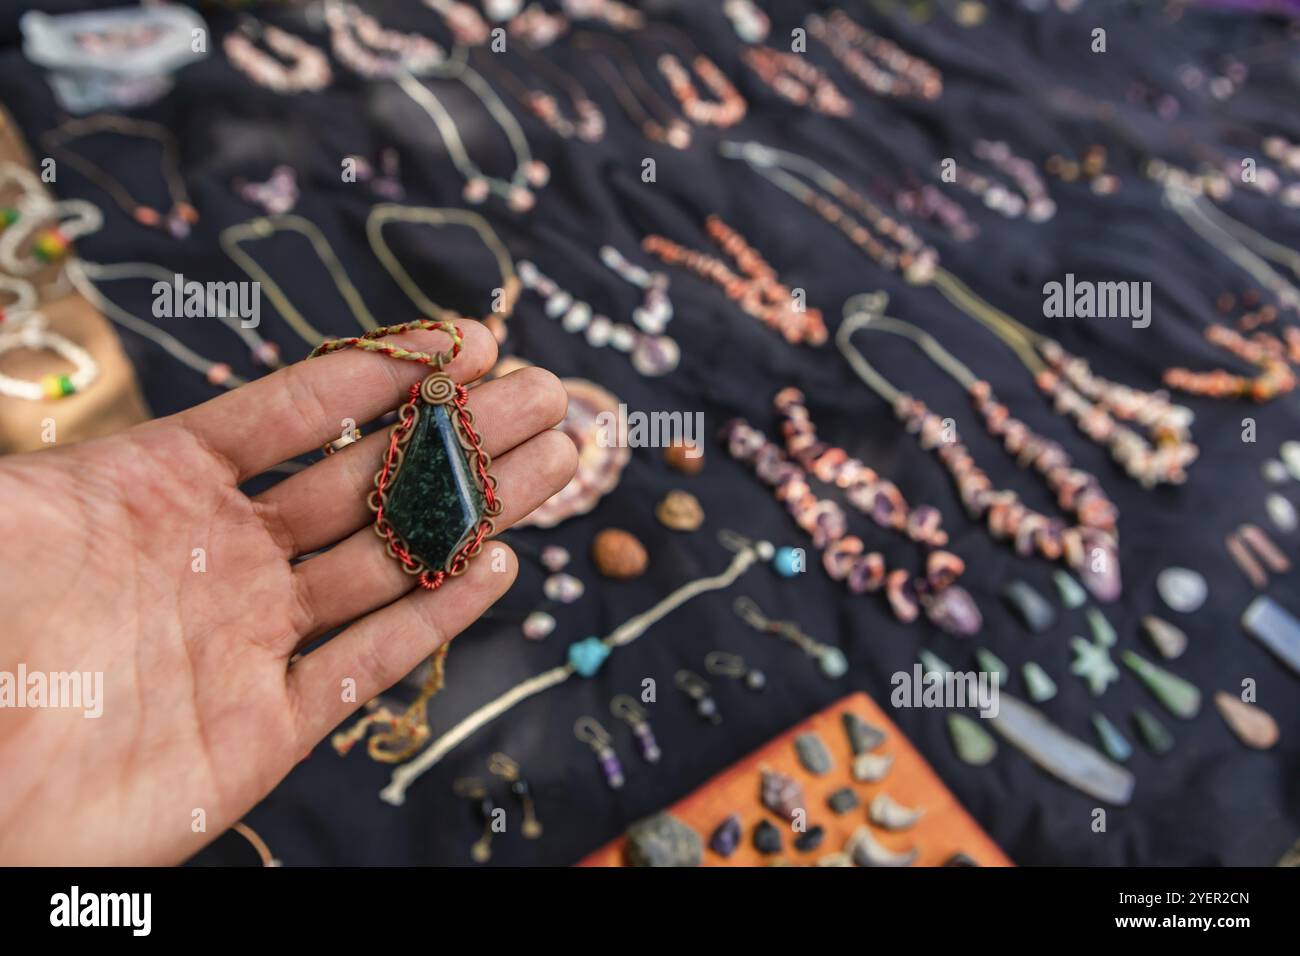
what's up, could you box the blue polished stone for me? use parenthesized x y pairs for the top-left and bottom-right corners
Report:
(568, 637), (610, 677)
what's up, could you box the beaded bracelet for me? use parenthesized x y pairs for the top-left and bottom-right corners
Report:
(0, 313), (100, 400)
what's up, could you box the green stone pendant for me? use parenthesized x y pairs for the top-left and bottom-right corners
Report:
(372, 372), (497, 583)
(1121, 651), (1202, 719)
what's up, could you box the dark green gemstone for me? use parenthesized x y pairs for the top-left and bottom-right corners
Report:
(383, 402), (484, 571)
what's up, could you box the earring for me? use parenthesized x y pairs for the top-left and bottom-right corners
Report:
(574, 716), (625, 789)
(611, 694), (661, 763)
(452, 777), (497, 863)
(675, 669), (722, 724)
(705, 650), (767, 691)
(488, 751), (543, 839)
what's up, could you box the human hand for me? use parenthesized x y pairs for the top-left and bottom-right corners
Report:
(0, 321), (575, 865)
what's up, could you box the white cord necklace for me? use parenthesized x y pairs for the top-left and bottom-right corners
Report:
(395, 62), (548, 212)
(0, 311), (100, 400)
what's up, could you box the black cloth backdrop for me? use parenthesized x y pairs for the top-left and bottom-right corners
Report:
(3, 0), (1298, 866)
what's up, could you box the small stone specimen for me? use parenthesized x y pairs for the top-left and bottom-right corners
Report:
(794, 731), (832, 775)
(869, 793), (924, 831)
(752, 819), (783, 855)
(1156, 567), (1207, 613)
(944, 852), (979, 867)
(655, 490), (704, 531)
(1262, 458), (1290, 484)
(664, 440), (705, 475)
(842, 712), (886, 754)
(817, 852), (853, 867)
(1213, 691), (1279, 749)
(543, 572), (584, 603)
(1091, 713), (1132, 762)
(918, 649), (953, 675)
(1266, 493), (1297, 533)
(1282, 440), (1300, 480)
(1002, 580), (1056, 633)
(1022, 661), (1058, 702)
(522, 611), (556, 640)
(540, 545), (570, 571)
(794, 825), (825, 853)
(624, 813), (702, 867)
(852, 751), (894, 781)
(1053, 570), (1087, 609)
(846, 826), (917, 867)
(1133, 707), (1175, 755)
(948, 713), (997, 765)
(708, 813), (742, 858)
(592, 528), (648, 579)
(1121, 651), (1202, 718)
(1141, 615), (1187, 660)
(976, 648), (1010, 687)
(1069, 636), (1119, 696)
(827, 787), (860, 814)
(760, 769), (805, 821)
(1086, 607), (1117, 647)
(1241, 596), (1300, 677)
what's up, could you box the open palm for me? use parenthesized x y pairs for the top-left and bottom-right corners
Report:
(0, 322), (574, 865)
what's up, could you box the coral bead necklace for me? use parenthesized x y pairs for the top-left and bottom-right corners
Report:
(837, 292), (1122, 602)
(722, 140), (1197, 488)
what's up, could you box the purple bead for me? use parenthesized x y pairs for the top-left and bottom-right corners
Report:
(923, 585), (983, 637)
(709, 814), (742, 858)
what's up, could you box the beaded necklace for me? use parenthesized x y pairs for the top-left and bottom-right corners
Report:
(642, 216), (827, 346)
(947, 140), (1056, 223)
(574, 32), (691, 149)
(722, 140), (1198, 487)
(837, 292), (1122, 602)
(1164, 298), (1299, 401)
(422, 0), (490, 45)
(0, 311), (100, 401)
(741, 45), (852, 117)
(221, 214), (379, 347)
(516, 257), (680, 376)
(394, 63), (548, 212)
(722, 415), (982, 634)
(223, 18), (332, 94)
(806, 9), (941, 101)
(42, 115), (198, 237)
(324, 1), (445, 78)
(478, 45), (605, 142)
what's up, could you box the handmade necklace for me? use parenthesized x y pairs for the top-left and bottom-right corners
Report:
(220, 214), (379, 347)
(1164, 318), (1297, 402)
(0, 311), (99, 401)
(0, 195), (102, 277)
(741, 45), (852, 117)
(574, 33), (691, 149)
(947, 140), (1056, 223)
(806, 9), (941, 101)
(310, 319), (501, 762)
(324, 1), (444, 78)
(599, 244), (673, 335)
(722, 140), (1197, 487)
(642, 216), (827, 346)
(516, 258), (680, 376)
(66, 259), (248, 390)
(1044, 145), (1120, 197)
(732, 597), (847, 679)
(1153, 164), (1300, 315)
(837, 291), (1122, 602)
(722, 416), (982, 633)
(479, 46), (605, 142)
(893, 176), (979, 242)
(422, 0), (490, 45)
(42, 114), (198, 237)
(223, 18), (332, 94)
(377, 531), (772, 804)
(76, 259), (283, 371)
(394, 64), (548, 211)
(651, 32), (746, 129)
(507, 4), (568, 48)
(366, 203), (519, 345)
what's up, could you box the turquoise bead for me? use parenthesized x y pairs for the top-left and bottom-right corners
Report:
(773, 546), (803, 577)
(568, 637), (610, 677)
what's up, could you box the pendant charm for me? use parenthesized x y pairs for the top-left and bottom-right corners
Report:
(369, 371), (500, 589)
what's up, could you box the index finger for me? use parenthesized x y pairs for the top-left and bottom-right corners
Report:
(174, 320), (498, 482)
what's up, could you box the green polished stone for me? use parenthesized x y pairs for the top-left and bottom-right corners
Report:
(975, 648), (1009, 687)
(1133, 707), (1175, 755)
(1022, 661), (1058, 702)
(383, 402), (484, 571)
(1121, 650), (1202, 719)
(947, 713), (997, 766)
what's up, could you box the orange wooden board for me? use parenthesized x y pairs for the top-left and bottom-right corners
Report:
(579, 691), (1012, 867)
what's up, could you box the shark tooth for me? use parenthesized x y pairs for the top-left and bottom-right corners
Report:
(868, 793), (925, 831)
